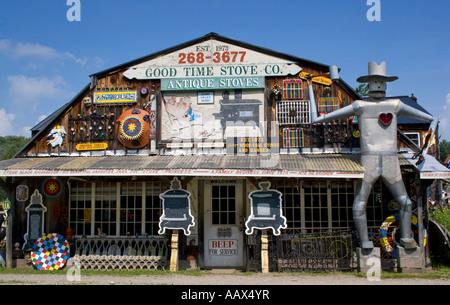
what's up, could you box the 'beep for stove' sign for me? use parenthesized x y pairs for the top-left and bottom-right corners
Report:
(208, 240), (238, 256)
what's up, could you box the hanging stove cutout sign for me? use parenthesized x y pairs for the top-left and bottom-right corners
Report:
(245, 181), (287, 236)
(158, 177), (195, 236)
(116, 108), (150, 149)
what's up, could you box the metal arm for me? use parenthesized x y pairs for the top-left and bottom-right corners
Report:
(399, 102), (438, 164)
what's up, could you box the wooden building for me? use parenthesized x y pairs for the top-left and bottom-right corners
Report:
(1, 33), (449, 272)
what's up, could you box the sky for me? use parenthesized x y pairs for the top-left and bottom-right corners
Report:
(0, 0), (449, 140)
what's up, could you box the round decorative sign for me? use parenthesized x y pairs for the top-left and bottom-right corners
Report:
(120, 116), (144, 140)
(116, 108), (150, 149)
(41, 178), (63, 198)
(31, 233), (70, 270)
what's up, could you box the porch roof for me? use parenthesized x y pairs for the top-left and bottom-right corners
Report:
(0, 154), (365, 179)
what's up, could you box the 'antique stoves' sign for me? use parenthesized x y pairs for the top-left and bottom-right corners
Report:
(158, 178), (195, 236)
(245, 182), (287, 236)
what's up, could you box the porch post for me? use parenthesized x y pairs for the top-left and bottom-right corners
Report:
(170, 230), (179, 272)
(261, 230), (269, 273)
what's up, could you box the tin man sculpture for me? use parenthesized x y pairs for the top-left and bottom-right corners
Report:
(311, 62), (437, 249)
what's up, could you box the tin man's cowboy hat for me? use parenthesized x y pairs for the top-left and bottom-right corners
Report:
(357, 61), (398, 83)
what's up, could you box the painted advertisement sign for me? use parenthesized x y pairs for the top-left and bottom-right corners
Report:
(123, 40), (301, 82)
(161, 89), (265, 141)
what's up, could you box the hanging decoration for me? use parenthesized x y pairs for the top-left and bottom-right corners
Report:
(116, 108), (150, 149)
(41, 178), (63, 199)
(120, 116), (145, 140)
(271, 84), (281, 96)
(30, 233), (70, 270)
(47, 125), (67, 147)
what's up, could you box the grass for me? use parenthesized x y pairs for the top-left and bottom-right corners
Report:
(0, 265), (448, 279)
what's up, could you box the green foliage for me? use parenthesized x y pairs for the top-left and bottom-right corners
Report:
(0, 136), (29, 160)
(0, 136), (29, 201)
(355, 84), (369, 97)
(440, 139), (450, 164)
(429, 208), (450, 227)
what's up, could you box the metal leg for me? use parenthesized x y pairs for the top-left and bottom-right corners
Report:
(384, 180), (417, 249)
(353, 180), (374, 249)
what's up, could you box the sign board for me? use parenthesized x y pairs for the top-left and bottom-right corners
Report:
(124, 40), (302, 81)
(226, 137), (279, 154)
(158, 178), (195, 236)
(161, 76), (264, 91)
(208, 239), (238, 256)
(198, 91), (214, 104)
(245, 182), (287, 236)
(76, 143), (108, 151)
(299, 72), (332, 86)
(94, 91), (137, 105)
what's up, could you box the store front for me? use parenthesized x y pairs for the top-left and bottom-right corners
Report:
(0, 33), (448, 272)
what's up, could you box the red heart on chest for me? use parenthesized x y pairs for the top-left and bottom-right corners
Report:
(379, 113), (393, 126)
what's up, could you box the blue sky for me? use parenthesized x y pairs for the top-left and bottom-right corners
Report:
(0, 0), (449, 140)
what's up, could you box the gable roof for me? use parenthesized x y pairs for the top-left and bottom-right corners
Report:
(15, 84), (91, 158)
(16, 33), (368, 158)
(91, 32), (331, 78)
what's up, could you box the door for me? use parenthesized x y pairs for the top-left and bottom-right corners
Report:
(204, 179), (244, 268)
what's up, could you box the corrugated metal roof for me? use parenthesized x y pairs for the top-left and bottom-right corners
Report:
(0, 154), (366, 178)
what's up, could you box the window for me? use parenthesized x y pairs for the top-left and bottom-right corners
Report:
(69, 181), (163, 237)
(276, 179), (383, 231)
(331, 181), (354, 228)
(145, 182), (163, 236)
(404, 132), (420, 147)
(69, 182), (92, 236)
(303, 181), (329, 229)
(212, 185), (236, 225)
(120, 182), (143, 236)
(94, 182), (117, 236)
(277, 184), (302, 228)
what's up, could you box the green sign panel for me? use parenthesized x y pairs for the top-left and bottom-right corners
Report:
(161, 76), (265, 91)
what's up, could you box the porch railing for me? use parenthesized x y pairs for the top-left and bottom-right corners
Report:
(73, 237), (169, 271)
(246, 227), (397, 272)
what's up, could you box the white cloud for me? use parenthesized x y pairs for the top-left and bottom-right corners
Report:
(439, 93), (450, 141)
(444, 93), (450, 109)
(0, 108), (16, 136)
(0, 39), (87, 65)
(7, 75), (70, 108)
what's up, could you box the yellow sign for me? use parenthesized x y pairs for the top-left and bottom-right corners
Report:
(94, 91), (137, 105)
(76, 143), (108, 151)
(299, 72), (332, 86)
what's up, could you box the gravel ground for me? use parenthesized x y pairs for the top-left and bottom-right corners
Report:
(0, 271), (449, 285)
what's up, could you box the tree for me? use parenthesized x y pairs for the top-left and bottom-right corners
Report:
(0, 136), (29, 201)
(440, 139), (450, 164)
(356, 84), (369, 97)
(0, 136), (29, 160)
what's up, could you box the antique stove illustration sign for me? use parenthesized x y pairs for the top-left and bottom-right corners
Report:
(158, 178), (195, 235)
(245, 182), (287, 236)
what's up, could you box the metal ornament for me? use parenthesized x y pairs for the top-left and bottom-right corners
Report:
(311, 61), (438, 249)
